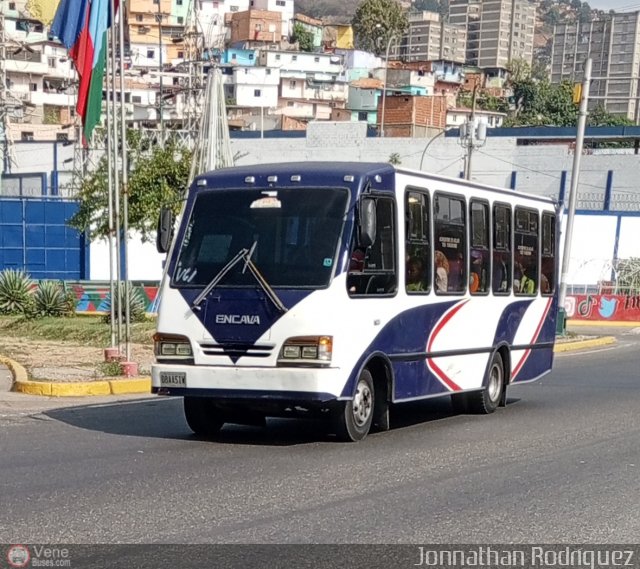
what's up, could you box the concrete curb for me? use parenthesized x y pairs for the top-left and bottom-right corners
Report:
(554, 336), (616, 353)
(1, 355), (151, 397)
(567, 320), (640, 328)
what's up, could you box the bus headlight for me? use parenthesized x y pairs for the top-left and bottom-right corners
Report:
(278, 336), (332, 365)
(154, 333), (193, 359)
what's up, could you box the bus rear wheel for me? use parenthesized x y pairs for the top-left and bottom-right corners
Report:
(466, 352), (504, 414)
(450, 352), (504, 415)
(332, 369), (375, 442)
(183, 396), (225, 437)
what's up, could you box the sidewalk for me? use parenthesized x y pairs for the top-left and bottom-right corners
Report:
(0, 355), (151, 398)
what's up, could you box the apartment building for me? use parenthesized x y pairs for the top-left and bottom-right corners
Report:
(128, 0), (184, 70)
(399, 11), (467, 64)
(550, 12), (640, 121)
(449, 0), (535, 69)
(258, 50), (347, 120)
(2, 11), (77, 141)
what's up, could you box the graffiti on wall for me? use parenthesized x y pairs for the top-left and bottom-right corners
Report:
(565, 294), (640, 321)
(67, 282), (160, 313)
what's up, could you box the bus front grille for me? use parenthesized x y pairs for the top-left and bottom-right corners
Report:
(199, 342), (275, 359)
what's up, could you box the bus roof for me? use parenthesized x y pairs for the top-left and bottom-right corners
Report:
(194, 162), (557, 207)
(397, 166), (557, 207)
(194, 162), (395, 189)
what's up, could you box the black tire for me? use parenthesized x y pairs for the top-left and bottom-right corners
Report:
(465, 351), (505, 414)
(183, 396), (225, 437)
(333, 369), (375, 442)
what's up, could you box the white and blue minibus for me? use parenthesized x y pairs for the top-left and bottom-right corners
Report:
(153, 162), (559, 441)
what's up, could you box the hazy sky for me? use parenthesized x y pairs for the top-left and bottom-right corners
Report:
(588, 0), (640, 10)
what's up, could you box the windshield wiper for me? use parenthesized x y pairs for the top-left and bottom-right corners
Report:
(192, 248), (249, 310)
(191, 243), (287, 314)
(242, 255), (287, 314)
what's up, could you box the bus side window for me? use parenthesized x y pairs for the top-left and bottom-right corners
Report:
(514, 207), (539, 296)
(405, 189), (430, 294)
(541, 213), (556, 295)
(470, 200), (490, 294)
(347, 197), (397, 296)
(492, 203), (512, 295)
(434, 193), (466, 294)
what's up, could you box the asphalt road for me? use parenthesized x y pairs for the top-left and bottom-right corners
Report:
(1, 329), (639, 545)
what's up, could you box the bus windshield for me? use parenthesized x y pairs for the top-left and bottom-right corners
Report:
(172, 187), (349, 288)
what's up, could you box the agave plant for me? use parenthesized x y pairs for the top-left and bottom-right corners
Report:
(103, 285), (147, 323)
(33, 280), (69, 317)
(0, 269), (34, 315)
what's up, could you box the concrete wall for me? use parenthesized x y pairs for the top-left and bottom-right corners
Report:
(5, 123), (640, 284)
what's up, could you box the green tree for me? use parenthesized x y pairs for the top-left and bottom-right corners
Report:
(352, 0), (408, 55)
(457, 90), (509, 113)
(70, 132), (192, 242)
(507, 58), (532, 83)
(504, 78), (578, 127)
(588, 104), (634, 127)
(292, 22), (315, 52)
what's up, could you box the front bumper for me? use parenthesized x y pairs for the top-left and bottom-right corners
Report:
(151, 363), (346, 402)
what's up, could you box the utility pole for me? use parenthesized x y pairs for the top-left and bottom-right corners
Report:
(0, 11), (7, 195)
(558, 57), (592, 331)
(459, 84), (486, 179)
(183, 0), (205, 143)
(156, 2), (165, 146)
(0, 11), (25, 194)
(379, 34), (398, 138)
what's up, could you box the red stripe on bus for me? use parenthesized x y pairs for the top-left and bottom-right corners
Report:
(426, 300), (468, 392)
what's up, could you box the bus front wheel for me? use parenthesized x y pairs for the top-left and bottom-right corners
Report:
(332, 369), (375, 442)
(183, 396), (225, 437)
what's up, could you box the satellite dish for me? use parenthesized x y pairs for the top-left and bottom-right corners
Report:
(12, 107), (25, 119)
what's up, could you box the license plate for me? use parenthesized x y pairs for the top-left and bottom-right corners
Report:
(160, 372), (186, 387)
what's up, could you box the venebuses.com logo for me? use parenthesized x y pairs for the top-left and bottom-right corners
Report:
(7, 545), (30, 568)
(5, 544), (72, 568)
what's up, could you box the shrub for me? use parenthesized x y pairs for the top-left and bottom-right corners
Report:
(103, 285), (147, 323)
(98, 361), (124, 377)
(33, 280), (75, 318)
(0, 269), (34, 315)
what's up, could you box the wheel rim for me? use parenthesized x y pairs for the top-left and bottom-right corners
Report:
(487, 361), (503, 403)
(352, 379), (373, 427)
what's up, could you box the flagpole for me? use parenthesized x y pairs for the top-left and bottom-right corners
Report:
(105, 26), (116, 348)
(118, 0), (131, 362)
(110, 0), (122, 353)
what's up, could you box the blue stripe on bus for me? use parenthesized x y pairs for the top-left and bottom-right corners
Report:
(176, 288), (314, 360)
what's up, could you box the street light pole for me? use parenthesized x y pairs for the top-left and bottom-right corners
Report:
(156, 3), (164, 146)
(419, 128), (448, 170)
(558, 57), (592, 326)
(380, 34), (398, 138)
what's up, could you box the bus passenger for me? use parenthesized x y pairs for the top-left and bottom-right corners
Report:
(406, 258), (426, 292)
(435, 250), (449, 292)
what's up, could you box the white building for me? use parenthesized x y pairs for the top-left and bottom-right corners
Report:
(232, 66), (280, 107)
(446, 107), (506, 128)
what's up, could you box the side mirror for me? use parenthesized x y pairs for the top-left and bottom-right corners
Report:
(156, 207), (174, 254)
(358, 197), (377, 248)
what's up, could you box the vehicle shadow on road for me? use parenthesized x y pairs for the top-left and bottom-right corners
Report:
(43, 397), (338, 446)
(44, 395), (524, 446)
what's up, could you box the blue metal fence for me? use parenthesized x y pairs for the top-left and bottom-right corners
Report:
(0, 197), (88, 280)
